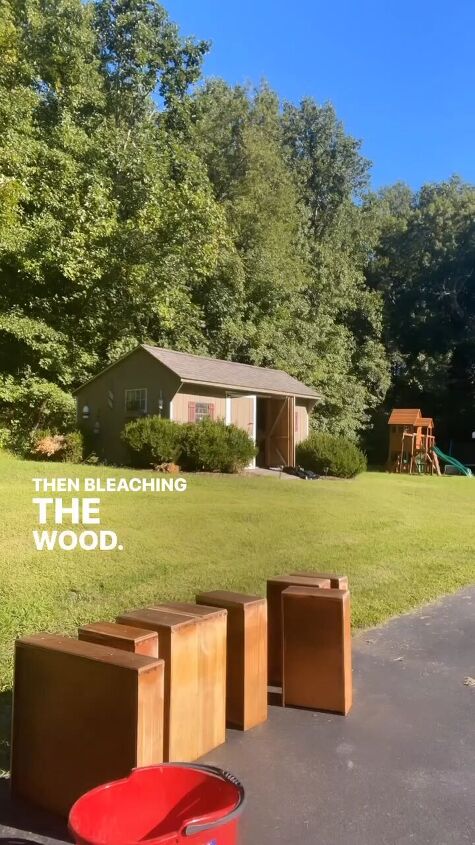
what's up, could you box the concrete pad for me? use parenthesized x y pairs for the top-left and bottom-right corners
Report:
(1, 586), (474, 844)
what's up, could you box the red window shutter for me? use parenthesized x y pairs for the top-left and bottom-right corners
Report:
(188, 402), (196, 422)
(208, 404), (215, 420)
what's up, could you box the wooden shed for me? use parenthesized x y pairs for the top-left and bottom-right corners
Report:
(74, 345), (321, 466)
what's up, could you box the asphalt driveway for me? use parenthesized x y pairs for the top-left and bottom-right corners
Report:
(1, 586), (474, 845)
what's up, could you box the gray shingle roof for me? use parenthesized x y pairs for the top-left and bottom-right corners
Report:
(142, 345), (320, 399)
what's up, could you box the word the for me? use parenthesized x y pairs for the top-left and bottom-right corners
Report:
(33, 497), (100, 524)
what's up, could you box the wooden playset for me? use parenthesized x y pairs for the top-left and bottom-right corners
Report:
(11, 572), (352, 817)
(387, 408), (441, 475)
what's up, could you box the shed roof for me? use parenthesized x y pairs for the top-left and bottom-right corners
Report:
(388, 409), (422, 426)
(143, 345), (320, 399)
(75, 344), (321, 400)
(419, 417), (434, 428)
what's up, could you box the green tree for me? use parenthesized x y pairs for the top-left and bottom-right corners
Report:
(0, 0), (229, 446)
(281, 98), (390, 436)
(367, 177), (475, 443)
(192, 81), (313, 368)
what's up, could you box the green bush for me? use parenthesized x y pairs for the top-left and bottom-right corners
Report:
(30, 429), (83, 463)
(0, 375), (76, 454)
(296, 431), (367, 478)
(122, 416), (256, 472)
(61, 431), (83, 463)
(178, 418), (256, 473)
(122, 416), (182, 467)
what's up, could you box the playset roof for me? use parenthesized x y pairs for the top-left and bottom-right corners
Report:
(388, 409), (422, 426)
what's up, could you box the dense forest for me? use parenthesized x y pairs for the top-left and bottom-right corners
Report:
(0, 0), (474, 458)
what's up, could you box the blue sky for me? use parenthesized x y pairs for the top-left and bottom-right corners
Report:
(165, 0), (475, 190)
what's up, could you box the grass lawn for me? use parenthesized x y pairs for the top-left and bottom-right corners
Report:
(1, 449), (474, 768)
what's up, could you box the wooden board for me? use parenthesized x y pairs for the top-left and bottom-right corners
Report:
(196, 591), (267, 731)
(282, 586), (352, 715)
(117, 608), (199, 762)
(152, 602), (227, 755)
(290, 572), (349, 590)
(11, 634), (164, 816)
(78, 621), (159, 657)
(267, 575), (332, 687)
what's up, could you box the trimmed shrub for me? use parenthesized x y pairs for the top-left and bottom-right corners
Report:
(122, 416), (256, 472)
(296, 431), (367, 478)
(122, 416), (182, 467)
(30, 429), (83, 463)
(178, 418), (256, 473)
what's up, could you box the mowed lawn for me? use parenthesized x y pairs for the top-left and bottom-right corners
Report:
(1, 449), (474, 766)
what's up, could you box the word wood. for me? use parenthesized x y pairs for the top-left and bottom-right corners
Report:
(79, 621), (159, 658)
(267, 574), (332, 686)
(117, 608), (199, 762)
(11, 634), (164, 816)
(153, 602), (227, 756)
(196, 591), (267, 731)
(282, 586), (352, 715)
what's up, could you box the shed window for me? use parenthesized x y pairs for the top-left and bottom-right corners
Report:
(125, 388), (147, 412)
(188, 401), (215, 422)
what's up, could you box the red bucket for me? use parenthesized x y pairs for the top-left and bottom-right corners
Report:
(68, 764), (245, 845)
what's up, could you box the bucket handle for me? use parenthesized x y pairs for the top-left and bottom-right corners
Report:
(164, 763), (246, 838)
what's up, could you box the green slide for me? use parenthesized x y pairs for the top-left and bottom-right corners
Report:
(432, 446), (472, 477)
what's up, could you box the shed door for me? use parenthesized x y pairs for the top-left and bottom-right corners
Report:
(265, 397), (295, 466)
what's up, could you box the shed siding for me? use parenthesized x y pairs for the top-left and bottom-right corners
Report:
(75, 348), (180, 463)
(172, 385), (226, 424)
(294, 401), (308, 446)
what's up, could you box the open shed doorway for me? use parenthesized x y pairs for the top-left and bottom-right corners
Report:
(256, 396), (295, 467)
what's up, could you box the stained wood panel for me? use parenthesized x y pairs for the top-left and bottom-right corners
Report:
(152, 602), (227, 755)
(117, 608), (200, 762)
(267, 574), (332, 687)
(11, 634), (164, 816)
(265, 397), (295, 466)
(231, 395), (254, 436)
(78, 621), (159, 657)
(290, 572), (349, 590)
(282, 586), (352, 715)
(196, 591), (267, 731)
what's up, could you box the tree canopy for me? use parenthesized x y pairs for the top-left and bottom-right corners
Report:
(0, 0), (472, 454)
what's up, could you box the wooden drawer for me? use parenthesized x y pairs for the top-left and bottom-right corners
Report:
(153, 602), (227, 756)
(11, 634), (164, 816)
(196, 591), (267, 731)
(290, 572), (349, 590)
(78, 621), (159, 658)
(267, 575), (332, 686)
(282, 586), (352, 715)
(117, 608), (200, 762)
